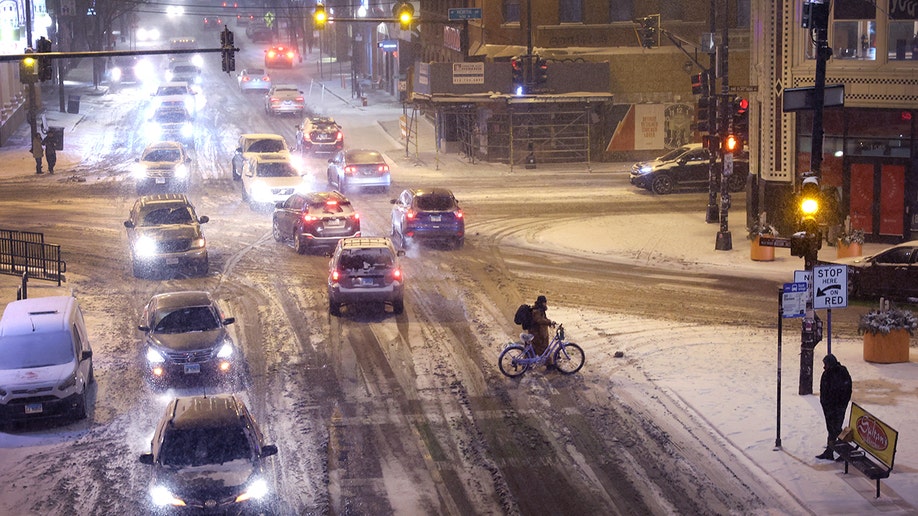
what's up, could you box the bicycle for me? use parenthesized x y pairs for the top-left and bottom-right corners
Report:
(498, 323), (585, 377)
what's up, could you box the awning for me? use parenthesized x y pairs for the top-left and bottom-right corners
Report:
(468, 43), (528, 60)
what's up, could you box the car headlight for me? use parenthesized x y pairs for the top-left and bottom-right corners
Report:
(146, 346), (166, 364)
(174, 163), (188, 178)
(57, 372), (77, 391)
(191, 54), (204, 68)
(639, 165), (652, 174)
(251, 181), (272, 201)
(190, 237), (205, 249)
(217, 341), (234, 358)
(150, 485), (186, 507)
(111, 67), (123, 81)
(235, 478), (269, 502)
(181, 123), (193, 138)
(132, 163), (149, 179)
(134, 235), (158, 257)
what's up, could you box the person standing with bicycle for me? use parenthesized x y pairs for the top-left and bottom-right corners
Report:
(530, 295), (556, 365)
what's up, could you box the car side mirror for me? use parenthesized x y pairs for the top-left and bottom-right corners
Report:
(124, 220), (135, 229)
(260, 444), (279, 458)
(235, 146), (243, 153)
(81, 350), (93, 361)
(328, 158), (334, 164)
(138, 325), (150, 332)
(198, 215), (210, 224)
(397, 250), (406, 257)
(275, 201), (285, 209)
(139, 453), (154, 465)
(223, 317), (236, 326)
(390, 199), (397, 204)
(677, 158), (687, 165)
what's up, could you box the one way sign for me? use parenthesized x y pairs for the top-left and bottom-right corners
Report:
(813, 264), (848, 309)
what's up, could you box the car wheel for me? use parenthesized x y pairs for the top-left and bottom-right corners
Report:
(272, 220), (284, 242)
(197, 259), (208, 276)
(73, 391), (88, 420)
(650, 174), (674, 195)
(453, 236), (464, 249)
(392, 298), (405, 314)
(294, 229), (309, 254)
(329, 298), (341, 316)
(232, 163), (241, 181)
(242, 185), (249, 201)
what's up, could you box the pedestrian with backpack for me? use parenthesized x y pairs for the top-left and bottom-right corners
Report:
(530, 295), (555, 364)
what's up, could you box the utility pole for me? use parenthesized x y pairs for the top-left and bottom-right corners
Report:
(705, 0), (719, 223)
(714, 0), (732, 251)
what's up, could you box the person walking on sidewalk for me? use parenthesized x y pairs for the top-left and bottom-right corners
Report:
(31, 131), (44, 174)
(42, 131), (57, 174)
(816, 353), (852, 460)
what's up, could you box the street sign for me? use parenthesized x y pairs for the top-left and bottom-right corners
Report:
(448, 8), (482, 20)
(782, 282), (808, 318)
(782, 84), (845, 112)
(813, 264), (848, 309)
(758, 236), (791, 248)
(728, 85), (758, 93)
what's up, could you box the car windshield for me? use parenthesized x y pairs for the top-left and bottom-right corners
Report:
(315, 202), (347, 214)
(152, 306), (220, 333)
(659, 147), (689, 161)
(347, 151), (382, 163)
(340, 249), (393, 270)
(313, 122), (337, 131)
(143, 149), (181, 162)
(160, 426), (252, 467)
(247, 140), (285, 153)
(140, 206), (195, 226)
(256, 162), (298, 177)
(174, 65), (197, 74)
(247, 68), (266, 76)
(0, 331), (74, 370)
(416, 195), (456, 211)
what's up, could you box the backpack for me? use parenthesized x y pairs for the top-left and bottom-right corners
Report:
(514, 303), (533, 330)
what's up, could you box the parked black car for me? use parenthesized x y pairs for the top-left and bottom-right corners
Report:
(630, 143), (748, 195)
(272, 191), (361, 253)
(819, 240), (918, 301)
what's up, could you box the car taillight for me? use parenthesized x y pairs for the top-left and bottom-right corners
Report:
(335, 131), (343, 142)
(241, 76), (250, 82)
(296, 96), (304, 103)
(262, 75), (270, 81)
(286, 51), (295, 59)
(269, 97), (279, 104)
(406, 210), (416, 220)
(378, 164), (389, 173)
(267, 51), (276, 59)
(331, 269), (341, 281)
(391, 268), (402, 280)
(303, 214), (318, 222)
(352, 213), (359, 220)
(344, 166), (356, 176)
(455, 209), (463, 219)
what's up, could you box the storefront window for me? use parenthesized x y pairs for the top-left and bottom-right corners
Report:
(559, 0), (583, 23)
(832, 0), (876, 60)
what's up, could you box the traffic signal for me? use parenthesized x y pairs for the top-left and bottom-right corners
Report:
(19, 52), (38, 84)
(395, 2), (414, 30)
(36, 36), (52, 81)
(314, 4), (327, 30)
(691, 72), (709, 96)
(723, 133), (741, 153)
(791, 175), (822, 258)
(733, 97), (749, 141)
(511, 56), (525, 94)
(534, 56), (548, 85)
(220, 28), (236, 72)
(696, 96), (714, 133)
(634, 15), (660, 48)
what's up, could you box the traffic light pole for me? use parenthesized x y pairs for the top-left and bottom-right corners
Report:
(714, 3), (732, 251)
(705, 0), (719, 223)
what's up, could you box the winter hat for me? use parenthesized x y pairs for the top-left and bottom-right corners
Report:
(823, 354), (839, 366)
(536, 295), (547, 305)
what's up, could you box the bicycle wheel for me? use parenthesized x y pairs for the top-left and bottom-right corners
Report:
(554, 342), (585, 374)
(498, 344), (529, 378)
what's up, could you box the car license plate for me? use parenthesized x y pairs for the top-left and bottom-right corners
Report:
(430, 215), (441, 222)
(155, 178), (166, 184)
(325, 219), (344, 228)
(359, 277), (375, 287)
(25, 403), (43, 414)
(184, 363), (201, 374)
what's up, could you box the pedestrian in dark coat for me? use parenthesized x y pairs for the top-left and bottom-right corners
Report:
(816, 353), (852, 460)
(31, 132), (44, 174)
(530, 295), (555, 360)
(42, 132), (57, 174)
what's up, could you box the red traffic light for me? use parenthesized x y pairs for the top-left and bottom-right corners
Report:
(734, 97), (749, 114)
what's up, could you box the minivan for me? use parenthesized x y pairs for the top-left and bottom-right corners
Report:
(0, 296), (94, 424)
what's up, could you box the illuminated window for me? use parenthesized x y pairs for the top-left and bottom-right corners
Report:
(888, 3), (918, 61)
(831, 0), (876, 61)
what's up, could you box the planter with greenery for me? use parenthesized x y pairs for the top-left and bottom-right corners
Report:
(858, 305), (916, 363)
(837, 216), (865, 258)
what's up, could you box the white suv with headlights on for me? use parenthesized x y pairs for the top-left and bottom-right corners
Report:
(132, 141), (191, 194)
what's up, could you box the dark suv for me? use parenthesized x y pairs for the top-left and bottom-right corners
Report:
(299, 116), (343, 156)
(390, 188), (465, 248)
(139, 394), (278, 513)
(138, 291), (238, 387)
(327, 237), (405, 315)
(272, 191), (361, 253)
(629, 143), (748, 195)
(123, 194), (209, 278)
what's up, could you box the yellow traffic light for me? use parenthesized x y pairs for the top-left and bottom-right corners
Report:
(395, 2), (414, 30)
(20, 56), (38, 83)
(314, 5), (327, 29)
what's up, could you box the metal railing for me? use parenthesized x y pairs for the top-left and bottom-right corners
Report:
(0, 229), (66, 285)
